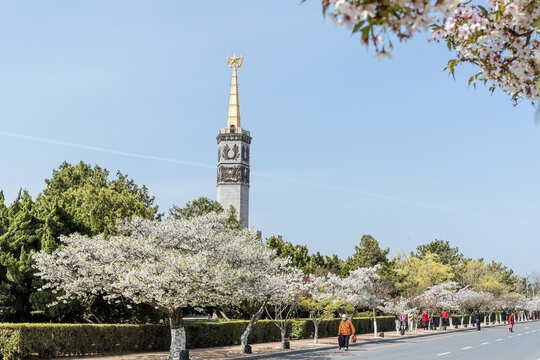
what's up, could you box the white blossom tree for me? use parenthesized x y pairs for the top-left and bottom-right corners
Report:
(339, 265), (384, 337)
(266, 267), (309, 349)
(33, 213), (275, 360)
(379, 297), (417, 335)
(300, 275), (342, 344)
(238, 256), (292, 353)
(453, 287), (479, 327)
(415, 282), (458, 329)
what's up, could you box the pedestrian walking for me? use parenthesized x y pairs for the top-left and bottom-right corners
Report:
(429, 315), (436, 330)
(421, 311), (429, 330)
(509, 313), (515, 332)
(441, 309), (449, 329)
(474, 311), (481, 331)
(338, 314), (355, 351)
(399, 314), (408, 335)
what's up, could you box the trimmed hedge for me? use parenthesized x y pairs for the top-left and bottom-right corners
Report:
(0, 324), (170, 359)
(0, 316), (396, 359)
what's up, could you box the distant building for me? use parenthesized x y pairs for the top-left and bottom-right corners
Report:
(216, 54), (251, 228)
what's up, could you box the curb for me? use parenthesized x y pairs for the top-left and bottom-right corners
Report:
(224, 321), (518, 360)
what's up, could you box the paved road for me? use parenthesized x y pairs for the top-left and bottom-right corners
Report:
(267, 321), (540, 360)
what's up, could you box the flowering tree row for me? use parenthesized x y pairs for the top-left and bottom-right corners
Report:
(32, 212), (540, 358)
(320, 0), (539, 104)
(408, 282), (539, 328)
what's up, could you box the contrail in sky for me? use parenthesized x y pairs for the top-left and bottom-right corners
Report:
(0, 130), (528, 224)
(0, 130), (215, 169)
(0, 130), (406, 203)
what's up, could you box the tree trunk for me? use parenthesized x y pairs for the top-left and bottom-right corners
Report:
(461, 315), (464, 327)
(484, 313), (487, 326)
(469, 315), (472, 326)
(438, 316), (442, 329)
(449, 314), (453, 327)
(168, 308), (186, 360)
(281, 328), (287, 349)
(219, 310), (231, 321)
(372, 308), (378, 337)
(241, 300), (267, 353)
(313, 319), (319, 344)
(395, 319), (399, 336)
(351, 307), (357, 320)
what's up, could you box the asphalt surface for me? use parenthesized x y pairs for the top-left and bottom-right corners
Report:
(265, 321), (540, 360)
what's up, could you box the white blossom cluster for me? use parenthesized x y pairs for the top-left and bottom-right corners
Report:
(33, 212), (277, 316)
(433, 0), (539, 103)
(323, 0), (538, 103)
(379, 297), (417, 317)
(414, 281), (459, 312)
(325, 0), (463, 58)
(336, 265), (382, 308)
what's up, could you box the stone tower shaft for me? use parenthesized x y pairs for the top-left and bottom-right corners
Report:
(217, 54), (250, 228)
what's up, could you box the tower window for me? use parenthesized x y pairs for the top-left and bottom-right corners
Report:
(230, 125), (236, 133)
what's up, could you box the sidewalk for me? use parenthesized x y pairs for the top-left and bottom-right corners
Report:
(68, 321), (526, 360)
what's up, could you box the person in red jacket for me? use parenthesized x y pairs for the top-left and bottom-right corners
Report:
(421, 311), (429, 330)
(441, 309), (449, 329)
(508, 313), (515, 332)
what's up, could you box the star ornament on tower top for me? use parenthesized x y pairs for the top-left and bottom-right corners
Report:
(227, 54), (243, 69)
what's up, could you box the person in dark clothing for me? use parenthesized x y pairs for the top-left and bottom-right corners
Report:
(474, 311), (481, 331)
(430, 316), (436, 330)
(502, 311), (507, 324)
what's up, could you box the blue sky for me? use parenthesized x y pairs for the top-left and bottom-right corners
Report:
(0, 1), (538, 276)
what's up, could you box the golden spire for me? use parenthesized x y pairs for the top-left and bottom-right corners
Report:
(227, 54), (243, 133)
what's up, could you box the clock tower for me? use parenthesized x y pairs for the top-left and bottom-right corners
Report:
(217, 54), (251, 228)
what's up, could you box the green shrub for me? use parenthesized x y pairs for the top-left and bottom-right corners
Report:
(0, 324), (169, 360)
(0, 316), (398, 359)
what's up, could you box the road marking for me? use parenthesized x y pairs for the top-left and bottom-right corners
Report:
(437, 352), (451, 356)
(508, 336), (513, 338)
(517, 334), (522, 336)
(526, 332), (530, 334)
(462, 346), (472, 350)
(481, 342), (489, 345)
(496, 338), (503, 341)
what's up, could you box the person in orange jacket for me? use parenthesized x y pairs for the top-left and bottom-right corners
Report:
(338, 314), (356, 351)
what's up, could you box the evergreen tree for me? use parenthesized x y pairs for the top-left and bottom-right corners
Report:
(0, 190), (42, 321)
(169, 197), (241, 229)
(266, 237), (345, 275)
(342, 235), (391, 276)
(413, 239), (463, 267)
(0, 161), (164, 322)
(36, 161), (160, 237)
